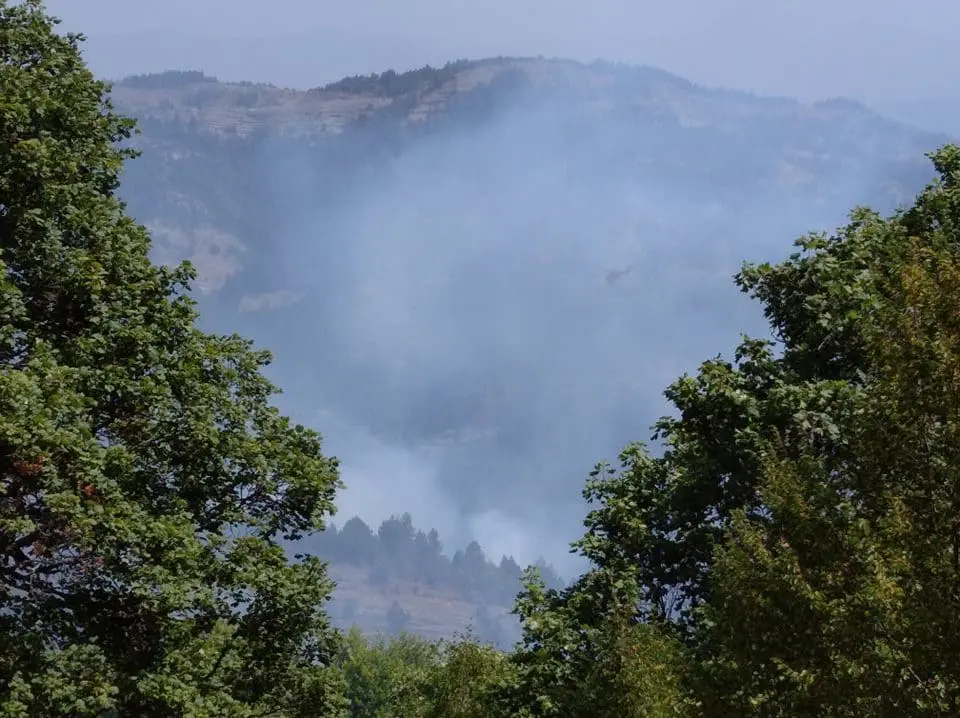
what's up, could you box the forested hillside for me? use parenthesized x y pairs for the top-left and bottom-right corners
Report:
(5, 3), (960, 716)
(314, 514), (563, 646)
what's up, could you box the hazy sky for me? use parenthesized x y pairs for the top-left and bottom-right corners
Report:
(47, 0), (959, 103)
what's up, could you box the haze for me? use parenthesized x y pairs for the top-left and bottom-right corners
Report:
(40, 0), (960, 575)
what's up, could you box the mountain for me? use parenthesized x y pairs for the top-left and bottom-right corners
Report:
(109, 58), (945, 297)
(105, 57), (950, 643)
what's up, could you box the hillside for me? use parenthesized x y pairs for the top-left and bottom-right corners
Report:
(311, 513), (564, 648)
(103, 57), (951, 645)
(109, 58), (945, 298)
(327, 565), (518, 646)
(11, 3), (960, 710)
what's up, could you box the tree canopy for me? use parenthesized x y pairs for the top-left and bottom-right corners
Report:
(315, 513), (562, 604)
(506, 144), (960, 715)
(0, 3), (344, 715)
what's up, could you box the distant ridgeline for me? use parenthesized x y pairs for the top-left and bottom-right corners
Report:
(310, 513), (565, 606)
(318, 59), (475, 97)
(118, 69), (270, 90)
(120, 70), (218, 88)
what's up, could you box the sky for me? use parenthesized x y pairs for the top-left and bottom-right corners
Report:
(47, 0), (960, 105)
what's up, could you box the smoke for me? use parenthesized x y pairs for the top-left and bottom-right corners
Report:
(137, 68), (939, 576)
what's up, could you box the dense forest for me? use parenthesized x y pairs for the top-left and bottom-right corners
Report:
(4, 2), (960, 716)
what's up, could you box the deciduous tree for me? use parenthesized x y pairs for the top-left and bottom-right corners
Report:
(508, 144), (960, 715)
(0, 3), (344, 714)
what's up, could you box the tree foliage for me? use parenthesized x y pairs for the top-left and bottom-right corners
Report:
(335, 628), (511, 718)
(319, 61), (473, 97)
(695, 146), (960, 715)
(0, 3), (344, 714)
(502, 567), (692, 717)
(512, 144), (960, 715)
(336, 628), (438, 718)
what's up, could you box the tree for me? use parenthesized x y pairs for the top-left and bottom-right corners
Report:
(696, 145), (960, 716)
(570, 160), (947, 628)
(338, 516), (378, 565)
(377, 513), (415, 552)
(386, 601), (412, 635)
(0, 3), (344, 715)
(376, 513), (416, 577)
(411, 529), (443, 587)
(424, 633), (515, 718)
(505, 145), (960, 715)
(502, 568), (692, 717)
(337, 627), (438, 718)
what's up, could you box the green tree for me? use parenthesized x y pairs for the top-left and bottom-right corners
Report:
(336, 629), (513, 718)
(502, 146), (960, 718)
(572, 153), (952, 620)
(0, 3), (344, 715)
(337, 628), (438, 718)
(502, 568), (692, 717)
(697, 146), (960, 716)
(505, 145), (960, 715)
(424, 633), (515, 718)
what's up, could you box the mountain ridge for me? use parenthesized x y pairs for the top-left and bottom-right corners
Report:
(110, 57), (936, 143)
(110, 55), (946, 303)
